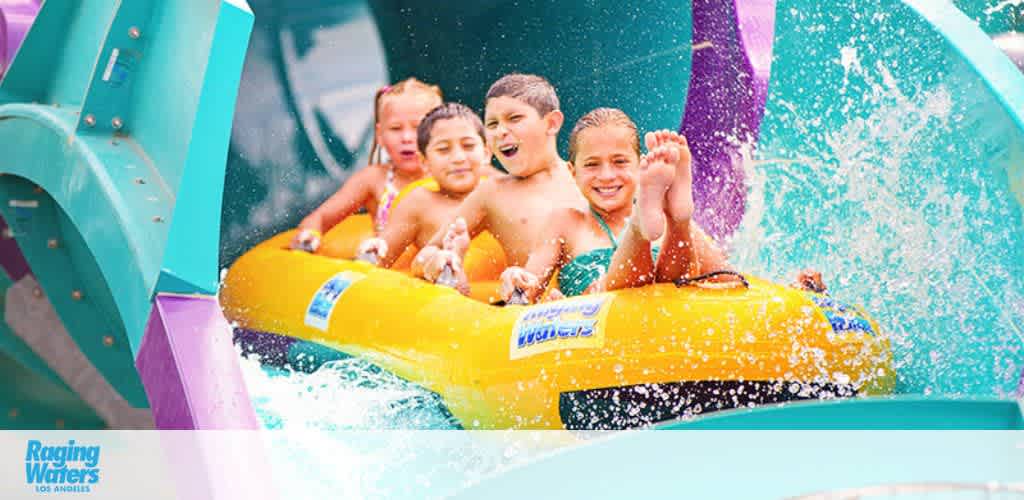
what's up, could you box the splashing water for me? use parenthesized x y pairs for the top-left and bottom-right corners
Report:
(984, 0), (1024, 15)
(237, 351), (459, 430)
(732, 50), (1024, 396)
(237, 349), (582, 497)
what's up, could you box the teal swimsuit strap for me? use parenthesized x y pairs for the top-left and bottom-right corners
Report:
(589, 207), (619, 250)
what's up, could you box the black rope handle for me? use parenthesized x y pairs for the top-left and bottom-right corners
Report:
(674, 270), (750, 289)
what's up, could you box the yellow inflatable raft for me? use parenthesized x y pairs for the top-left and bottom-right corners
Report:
(221, 230), (896, 429)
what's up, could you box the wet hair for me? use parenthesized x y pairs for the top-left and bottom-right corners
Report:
(485, 73), (560, 117)
(369, 77), (443, 165)
(567, 107), (640, 164)
(417, 103), (486, 154)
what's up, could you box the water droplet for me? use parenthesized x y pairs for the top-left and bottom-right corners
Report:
(833, 372), (851, 385)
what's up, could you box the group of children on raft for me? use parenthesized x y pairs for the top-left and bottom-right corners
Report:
(291, 74), (825, 302)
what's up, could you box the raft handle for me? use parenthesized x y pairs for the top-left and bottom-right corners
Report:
(506, 288), (530, 305)
(356, 250), (379, 266)
(435, 264), (459, 289)
(674, 270), (750, 289)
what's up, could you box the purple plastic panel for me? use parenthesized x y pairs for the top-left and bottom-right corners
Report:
(0, 0), (41, 77)
(681, 0), (776, 242)
(136, 293), (259, 429)
(0, 214), (31, 281)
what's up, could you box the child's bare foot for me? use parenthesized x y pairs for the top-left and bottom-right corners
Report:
(634, 144), (678, 241)
(644, 130), (694, 223)
(793, 269), (827, 293)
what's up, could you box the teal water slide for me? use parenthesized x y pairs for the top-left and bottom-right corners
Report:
(0, 0), (254, 428)
(0, 0), (1022, 434)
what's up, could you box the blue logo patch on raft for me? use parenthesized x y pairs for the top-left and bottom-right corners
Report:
(305, 271), (365, 331)
(809, 294), (876, 336)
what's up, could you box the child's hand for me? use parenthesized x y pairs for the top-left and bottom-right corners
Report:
(424, 249), (459, 282)
(420, 249), (470, 295)
(357, 238), (388, 265)
(291, 229), (321, 253)
(794, 269), (827, 293)
(442, 217), (471, 258)
(500, 266), (540, 304)
(411, 245), (439, 279)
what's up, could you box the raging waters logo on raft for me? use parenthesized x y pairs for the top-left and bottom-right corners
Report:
(305, 271), (365, 331)
(509, 295), (613, 360)
(25, 440), (100, 494)
(808, 294), (877, 336)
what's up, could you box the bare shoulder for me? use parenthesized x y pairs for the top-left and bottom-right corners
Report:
(335, 164), (383, 194)
(493, 173), (528, 190)
(466, 175), (500, 203)
(547, 206), (588, 231)
(476, 175), (502, 191)
(397, 184), (431, 210)
(354, 164), (389, 183)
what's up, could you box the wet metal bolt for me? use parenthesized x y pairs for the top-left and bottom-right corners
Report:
(32, 288), (42, 298)
(129, 26), (140, 39)
(102, 335), (114, 347)
(111, 117), (123, 130)
(83, 114), (96, 127)
(8, 408), (18, 419)
(134, 177), (146, 185)
(47, 238), (58, 249)
(55, 419), (65, 429)
(2, 228), (13, 239)
(152, 216), (164, 223)
(71, 290), (83, 301)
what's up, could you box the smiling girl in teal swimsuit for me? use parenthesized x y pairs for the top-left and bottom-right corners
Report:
(499, 108), (736, 302)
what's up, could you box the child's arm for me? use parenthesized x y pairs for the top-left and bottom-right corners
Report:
(298, 168), (376, 235)
(522, 211), (571, 293)
(412, 180), (494, 280)
(374, 192), (424, 268)
(500, 209), (572, 303)
(423, 179), (493, 248)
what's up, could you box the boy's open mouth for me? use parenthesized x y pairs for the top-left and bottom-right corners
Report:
(398, 150), (418, 160)
(498, 144), (519, 158)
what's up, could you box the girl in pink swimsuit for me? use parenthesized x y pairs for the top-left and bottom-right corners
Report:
(292, 78), (443, 252)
